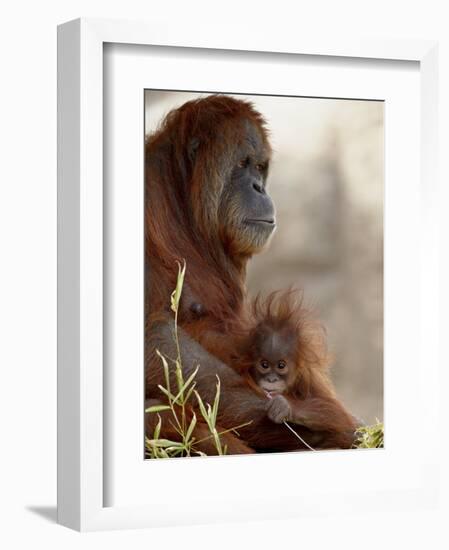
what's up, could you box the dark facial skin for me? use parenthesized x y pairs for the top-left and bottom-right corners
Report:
(146, 96), (358, 453)
(250, 328), (296, 394)
(252, 358), (291, 394)
(218, 123), (276, 253)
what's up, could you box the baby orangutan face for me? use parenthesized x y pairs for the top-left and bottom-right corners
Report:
(250, 328), (296, 395)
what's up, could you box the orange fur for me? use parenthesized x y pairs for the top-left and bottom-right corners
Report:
(231, 290), (357, 438)
(145, 96), (357, 453)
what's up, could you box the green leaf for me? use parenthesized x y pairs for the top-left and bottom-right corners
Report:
(147, 439), (184, 448)
(182, 366), (200, 394)
(195, 391), (211, 429)
(183, 381), (197, 404)
(145, 405), (171, 413)
(156, 349), (172, 398)
(185, 412), (197, 442)
(165, 446), (186, 453)
(168, 448), (185, 457)
(353, 421), (384, 449)
(175, 359), (184, 394)
(212, 428), (223, 455)
(211, 375), (221, 425)
(153, 414), (162, 440)
(157, 384), (176, 401)
(172, 366), (199, 405)
(170, 260), (186, 313)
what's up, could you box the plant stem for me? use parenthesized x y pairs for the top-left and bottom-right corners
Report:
(283, 421), (316, 451)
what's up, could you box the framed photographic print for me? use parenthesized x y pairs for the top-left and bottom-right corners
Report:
(57, 18), (440, 531)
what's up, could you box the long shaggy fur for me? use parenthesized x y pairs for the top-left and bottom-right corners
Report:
(145, 95), (357, 453)
(145, 95), (271, 325)
(233, 289), (335, 400)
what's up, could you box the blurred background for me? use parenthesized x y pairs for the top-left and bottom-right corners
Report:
(145, 91), (384, 425)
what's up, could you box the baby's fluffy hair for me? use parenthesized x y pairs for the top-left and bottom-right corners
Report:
(234, 289), (334, 399)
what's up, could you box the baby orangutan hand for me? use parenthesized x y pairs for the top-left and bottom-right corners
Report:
(266, 394), (292, 424)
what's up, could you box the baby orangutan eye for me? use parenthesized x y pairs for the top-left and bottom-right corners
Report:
(260, 360), (269, 369)
(277, 360), (286, 369)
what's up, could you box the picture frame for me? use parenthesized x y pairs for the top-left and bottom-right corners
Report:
(57, 17), (439, 531)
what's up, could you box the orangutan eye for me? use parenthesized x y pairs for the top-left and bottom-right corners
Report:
(260, 360), (269, 369)
(238, 157), (249, 168)
(255, 163), (264, 172)
(278, 361), (286, 369)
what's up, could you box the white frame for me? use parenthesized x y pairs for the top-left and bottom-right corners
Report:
(104, 47), (421, 511)
(57, 17), (439, 531)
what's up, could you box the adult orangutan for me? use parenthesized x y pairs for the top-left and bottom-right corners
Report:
(144, 94), (356, 454)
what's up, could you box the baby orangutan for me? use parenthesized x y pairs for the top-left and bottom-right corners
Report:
(232, 291), (358, 447)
